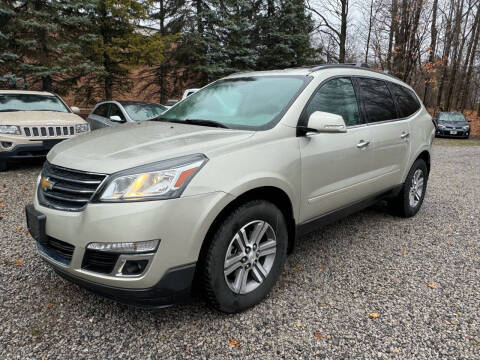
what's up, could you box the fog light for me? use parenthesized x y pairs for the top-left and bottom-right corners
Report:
(122, 260), (149, 275)
(86, 239), (159, 254)
(1, 141), (13, 149)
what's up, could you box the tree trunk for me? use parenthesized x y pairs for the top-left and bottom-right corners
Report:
(445, 0), (468, 110)
(196, 0), (203, 33)
(104, 76), (112, 100)
(365, 0), (374, 63)
(456, 3), (480, 110)
(423, 0), (439, 105)
(435, 0), (456, 110)
(386, 0), (398, 69)
(339, 0), (348, 63)
(460, 5), (480, 111)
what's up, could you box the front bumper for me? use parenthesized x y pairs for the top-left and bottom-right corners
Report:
(0, 140), (66, 161)
(30, 190), (234, 306)
(435, 128), (469, 138)
(49, 260), (196, 307)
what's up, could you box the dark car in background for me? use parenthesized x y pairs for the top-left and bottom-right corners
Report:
(87, 101), (167, 130)
(434, 112), (471, 139)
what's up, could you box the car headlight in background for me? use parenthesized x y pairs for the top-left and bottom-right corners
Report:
(0, 125), (20, 135)
(437, 124), (445, 129)
(462, 125), (470, 131)
(99, 154), (208, 202)
(75, 123), (89, 133)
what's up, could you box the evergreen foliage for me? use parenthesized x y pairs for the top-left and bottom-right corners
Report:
(0, 0), (99, 92)
(0, 0), (316, 101)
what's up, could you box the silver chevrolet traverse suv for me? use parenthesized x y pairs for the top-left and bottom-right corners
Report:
(26, 64), (435, 313)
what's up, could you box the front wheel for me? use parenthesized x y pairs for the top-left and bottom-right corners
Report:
(389, 159), (428, 218)
(202, 200), (288, 313)
(0, 161), (7, 172)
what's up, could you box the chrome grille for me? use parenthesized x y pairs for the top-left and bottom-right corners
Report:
(38, 162), (107, 211)
(23, 125), (74, 138)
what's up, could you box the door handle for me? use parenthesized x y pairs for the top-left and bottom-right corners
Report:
(356, 140), (370, 149)
(400, 132), (410, 139)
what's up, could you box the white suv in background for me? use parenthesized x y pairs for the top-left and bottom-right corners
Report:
(26, 64), (434, 313)
(0, 90), (89, 171)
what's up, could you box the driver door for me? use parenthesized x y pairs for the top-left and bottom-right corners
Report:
(299, 77), (376, 222)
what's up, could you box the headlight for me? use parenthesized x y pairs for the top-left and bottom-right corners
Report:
(99, 154), (207, 201)
(437, 124), (445, 129)
(0, 125), (20, 135)
(75, 123), (89, 133)
(463, 125), (470, 131)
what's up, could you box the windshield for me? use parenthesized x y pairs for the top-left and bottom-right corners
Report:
(161, 76), (308, 130)
(123, 103), (167, 121)
(0, 94), (69, 112)
(438, 113), (466, 122)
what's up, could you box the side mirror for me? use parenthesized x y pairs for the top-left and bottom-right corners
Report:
(110, 115), (124, 123)
(468, 119), (472, 123)
(71, 106), (81, 114)
(300, 111), (347, 136)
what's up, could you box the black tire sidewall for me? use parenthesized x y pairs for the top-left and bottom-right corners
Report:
(401, 159), (428, 217)
(204, 200), (288, 313)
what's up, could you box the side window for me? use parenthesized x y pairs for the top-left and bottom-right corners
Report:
(357, 78), (397, 122)
(305, 77), (361, 126)
(109, 104), (126, 121)
(93, 104), (109, 117)
(388, 83), (420, 118)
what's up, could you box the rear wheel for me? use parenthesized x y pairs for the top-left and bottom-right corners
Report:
(202, 200), (288, 313)
(389, 159), (428, 218)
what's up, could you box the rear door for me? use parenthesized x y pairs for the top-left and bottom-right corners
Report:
(354, 77), (412, 190)
(299, 77), (376, 222)
(87, 103), (110, 130)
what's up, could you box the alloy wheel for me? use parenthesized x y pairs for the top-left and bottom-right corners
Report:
(223, 220), (277, 295)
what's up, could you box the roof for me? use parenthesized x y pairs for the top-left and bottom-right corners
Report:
(0, 90), (54, 96)
(227, 63), (400, 81)
(117, 101), (163, 106)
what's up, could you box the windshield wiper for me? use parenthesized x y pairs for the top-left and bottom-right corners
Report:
(36, 109), (63, 112)
(0, 109), (21, 112)
(184, 119), (230, 129)
(149, 116), (182, 123)
(150, 117), (230, 129)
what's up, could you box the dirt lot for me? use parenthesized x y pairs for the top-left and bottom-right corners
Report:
(1, 139), (479, 359)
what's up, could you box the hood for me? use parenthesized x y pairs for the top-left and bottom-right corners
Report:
(0, 111), (85, 125)
(438, 120), (469, 127)
(48, 121), (254, 173)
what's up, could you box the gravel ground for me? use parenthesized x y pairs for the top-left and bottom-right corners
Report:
(1, 142), (479, 359)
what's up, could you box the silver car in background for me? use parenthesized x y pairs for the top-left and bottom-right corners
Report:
(87, 101), (167, 130)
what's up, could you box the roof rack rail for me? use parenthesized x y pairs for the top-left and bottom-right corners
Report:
(345, 62), (370, 68)
(308, 62), (370, 72)
(307, 63), (399, 80)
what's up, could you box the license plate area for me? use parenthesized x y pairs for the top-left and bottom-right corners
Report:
(25, 204), (47, 244)
(450, 130), (457, 135)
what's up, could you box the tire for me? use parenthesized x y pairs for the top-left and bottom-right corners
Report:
(0, 161), (6, 172)
(202, 200), (288, 313)
(389, 159), (428, 218)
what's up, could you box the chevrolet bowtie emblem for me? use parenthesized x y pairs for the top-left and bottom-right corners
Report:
(40, 177), (55, 191)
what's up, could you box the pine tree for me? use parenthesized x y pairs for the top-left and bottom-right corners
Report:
(1, 0), (99, 92)
(0, 1), (23, 88)
(79, 0), (169, 101)
(138, 0), (187, 103)
(257, 0), (316, 69)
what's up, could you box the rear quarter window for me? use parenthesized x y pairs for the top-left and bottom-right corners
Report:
(388, 83), (421, 118)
